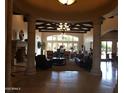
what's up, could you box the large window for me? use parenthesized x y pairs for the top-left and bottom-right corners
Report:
(101, 41), (112, 59)
(47, 35), (79, 51)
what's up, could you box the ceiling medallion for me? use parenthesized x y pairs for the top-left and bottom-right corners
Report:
(58, 0), (76, 5)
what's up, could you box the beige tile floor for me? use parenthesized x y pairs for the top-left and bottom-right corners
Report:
(11, 61), (117, 93)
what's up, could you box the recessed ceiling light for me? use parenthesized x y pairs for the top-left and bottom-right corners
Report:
(38, 26), (44, 28)
(82, 28), (88, 30)
(47, 27), (54, 29)
(75, 24), (80, 26)
(46, 23), (51, 26)
(36, 22), (44, 25)
(73, 27), (79, 30)
(83, 24), (92, 27)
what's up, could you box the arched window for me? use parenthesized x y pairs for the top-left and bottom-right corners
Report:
(47, 35), (79, 51)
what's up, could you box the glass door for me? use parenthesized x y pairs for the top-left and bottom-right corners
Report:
(101, 41), (112, 60)
(107, 41), (112, 59)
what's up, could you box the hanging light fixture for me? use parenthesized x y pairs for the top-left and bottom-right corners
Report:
(58, 0), (76, 5)
(57, 23), (70, 39)
(57, 23), (70, 33)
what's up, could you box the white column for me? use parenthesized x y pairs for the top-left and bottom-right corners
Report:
(5, 0), (13, 87)
(91, 18), (102, 76)
(25, 17), (36, 75)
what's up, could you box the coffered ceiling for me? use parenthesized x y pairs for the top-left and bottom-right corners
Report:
(13, 0), (117, 33)
(35, 20), (93, 33)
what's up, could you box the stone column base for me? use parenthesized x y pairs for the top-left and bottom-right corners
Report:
(113, 83), (118, 93)
(25, 68), (36, 75)
(91, 69), (102, 76)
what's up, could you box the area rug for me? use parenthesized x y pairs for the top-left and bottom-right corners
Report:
(48, 60), (83, 71)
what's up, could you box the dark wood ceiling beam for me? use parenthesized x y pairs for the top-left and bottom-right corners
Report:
(38, 30), (86, 33)
(35, 20), (93, 33)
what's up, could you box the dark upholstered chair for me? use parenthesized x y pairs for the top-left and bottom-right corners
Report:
(75, 55), (92, 72)
(47, 51), (53, 59)
(35, 55), (52, 70)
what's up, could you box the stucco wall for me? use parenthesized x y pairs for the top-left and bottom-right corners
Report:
(12, 15), (42, 55)
(101, 16), (118, 35)
(83, 16), (118, 52)
(101, 31), (118, 41)
(12, 15), (27, 40)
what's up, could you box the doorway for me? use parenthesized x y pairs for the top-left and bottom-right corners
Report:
(101, 41), (112, 60)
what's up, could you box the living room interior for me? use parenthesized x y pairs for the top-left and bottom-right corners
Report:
(6, 0), (118, 93)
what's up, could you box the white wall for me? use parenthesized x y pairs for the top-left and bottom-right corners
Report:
(35, 30), (42, 55)
(83, 29), (93, 52)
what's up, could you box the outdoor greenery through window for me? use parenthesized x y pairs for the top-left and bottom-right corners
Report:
(47, 35), (79, 51)
(101, 41), (112, 59)
(47, 35), (78, 41)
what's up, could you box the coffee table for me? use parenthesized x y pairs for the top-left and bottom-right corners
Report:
(52, 57), (66, 66)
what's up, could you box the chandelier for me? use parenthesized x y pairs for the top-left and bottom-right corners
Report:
(57, 23), (70, 33)
(58, 0), (76, 5)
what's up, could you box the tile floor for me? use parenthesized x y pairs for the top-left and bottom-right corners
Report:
(11, 61), (118, 93)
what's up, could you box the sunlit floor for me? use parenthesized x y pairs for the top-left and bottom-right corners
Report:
(11, 61), (118, 93)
